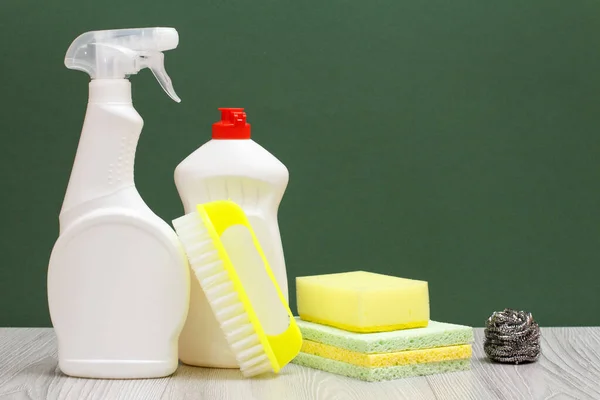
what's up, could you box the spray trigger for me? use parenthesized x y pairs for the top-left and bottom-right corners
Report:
(140, 52), (181, 103)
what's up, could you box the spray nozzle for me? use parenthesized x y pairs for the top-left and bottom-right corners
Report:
(65, 27), (181, 102)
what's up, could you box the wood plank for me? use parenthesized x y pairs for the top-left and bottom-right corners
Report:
(0, 328), (599, 400)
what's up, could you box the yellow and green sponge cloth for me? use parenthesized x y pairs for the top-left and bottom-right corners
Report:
(292, 271), (474, 382)
(292, 318), (473, 382)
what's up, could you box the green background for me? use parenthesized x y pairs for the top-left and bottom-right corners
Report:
(1, 0), (599, 328)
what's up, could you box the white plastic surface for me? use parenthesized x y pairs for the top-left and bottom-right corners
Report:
(65, 27), (180, 102)
(221, 225), (289, 336)
(174, 138), (289, 368)
(47, 79), (190, 379)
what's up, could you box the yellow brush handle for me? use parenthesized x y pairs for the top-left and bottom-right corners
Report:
(198, 200), (302, 372)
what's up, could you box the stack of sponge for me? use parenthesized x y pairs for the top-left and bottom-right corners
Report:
(292, 271), (473, 382)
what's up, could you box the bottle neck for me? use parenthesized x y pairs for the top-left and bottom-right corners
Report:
(60, 79), (142, 217)
(88, 79), (132, 103)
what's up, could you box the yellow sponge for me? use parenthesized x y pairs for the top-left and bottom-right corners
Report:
(296, 271), (429, 333)
(302, 340), (472, 367)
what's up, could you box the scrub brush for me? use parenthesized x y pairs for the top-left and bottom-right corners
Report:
(172, 200), (302, 377)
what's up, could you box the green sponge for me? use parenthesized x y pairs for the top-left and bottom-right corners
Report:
(293, 352), (471, 382)
(295, 317), (473, 354)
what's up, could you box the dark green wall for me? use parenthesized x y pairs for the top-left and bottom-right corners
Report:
(2, 0), (600, 328)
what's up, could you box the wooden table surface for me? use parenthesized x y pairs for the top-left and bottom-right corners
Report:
(0, 327), (599, 400)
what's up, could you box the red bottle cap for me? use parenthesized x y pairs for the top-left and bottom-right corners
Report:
(212, 108), (251, 139)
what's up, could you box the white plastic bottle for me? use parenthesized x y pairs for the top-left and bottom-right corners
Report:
(174, 108), (289, 368)
(47, 28), (190, 379)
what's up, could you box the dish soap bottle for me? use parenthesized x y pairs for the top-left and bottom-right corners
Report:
(174, 108), (289, 368)
(47, 27), (190, 379)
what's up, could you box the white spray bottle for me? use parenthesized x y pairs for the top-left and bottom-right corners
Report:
(174, 108), (290, 368)
(47, 27), (190, 379)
